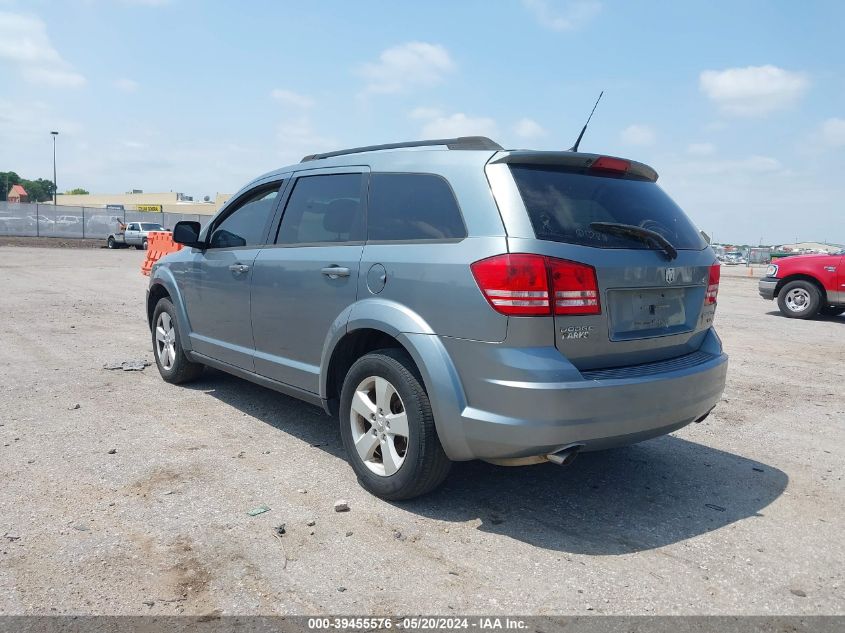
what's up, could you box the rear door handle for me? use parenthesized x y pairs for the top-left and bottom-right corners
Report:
(321, 266), (350, 278)
(229, 264), (250, 274)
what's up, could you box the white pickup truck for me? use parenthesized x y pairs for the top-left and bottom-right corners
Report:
(107, 221), (168, 250)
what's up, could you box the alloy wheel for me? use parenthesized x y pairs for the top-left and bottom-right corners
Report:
(349, 376), (409, 476)
(155, 311), (177, 370)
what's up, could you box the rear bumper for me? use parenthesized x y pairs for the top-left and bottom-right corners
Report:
(437, 329), (728, 461)
(758, 278), (778, 300)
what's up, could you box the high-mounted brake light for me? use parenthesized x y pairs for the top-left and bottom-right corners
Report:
(471, 254), (600, 317)
(590, 156), (630, 174)
(705, 263), (720, 305)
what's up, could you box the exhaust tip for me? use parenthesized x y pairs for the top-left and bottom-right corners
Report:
(546, 443), (585, 466)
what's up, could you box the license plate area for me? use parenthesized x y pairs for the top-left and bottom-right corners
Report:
(607, 287), (694, 340)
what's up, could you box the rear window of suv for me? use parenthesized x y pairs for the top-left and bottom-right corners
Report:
(510, 165), (705, 250)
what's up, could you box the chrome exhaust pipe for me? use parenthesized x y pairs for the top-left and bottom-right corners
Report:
(546, 443), (584, 466)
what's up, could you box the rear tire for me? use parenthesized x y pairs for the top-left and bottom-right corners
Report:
(820, 305), (845, 317)
(339, 348), (451, 500)
(777, 280), (821, 319)
(107, 236), (116, 249)
(152, 298), (203, 384)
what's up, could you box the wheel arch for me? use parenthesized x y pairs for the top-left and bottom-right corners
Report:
(147, 269), (193, 350)
(320, 299), (472, 460)
(775, 274), (828, 302)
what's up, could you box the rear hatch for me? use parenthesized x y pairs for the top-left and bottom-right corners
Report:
(493, 153), (718, 371)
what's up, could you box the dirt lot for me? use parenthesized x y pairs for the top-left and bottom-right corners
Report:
(0, 247), (842, 616)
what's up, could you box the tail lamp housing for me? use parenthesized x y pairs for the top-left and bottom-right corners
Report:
(470, 254), (600, 316)
(705, 263), (720, 305)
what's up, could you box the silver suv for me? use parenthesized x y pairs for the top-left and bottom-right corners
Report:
(147, 137), (728, 500)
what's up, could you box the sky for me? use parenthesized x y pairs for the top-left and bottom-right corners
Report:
(1, 0), (843, 245)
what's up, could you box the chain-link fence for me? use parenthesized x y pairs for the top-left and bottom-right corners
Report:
(0, 201), (214, 239)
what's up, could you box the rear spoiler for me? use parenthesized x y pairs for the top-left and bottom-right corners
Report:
(489, 151), (658, 182)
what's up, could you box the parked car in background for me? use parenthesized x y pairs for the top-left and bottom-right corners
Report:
(146, 135), (728, 500)
(27, 214), (55, 229)
(0, 211), (28, 232)
(86, 214), (123, 238)
(107, 221), (168, 250)
(55, 215), (82, 232)
(759, 253), (845, 318)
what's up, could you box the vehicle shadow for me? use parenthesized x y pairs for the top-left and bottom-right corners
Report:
(766, 310), (845, 321)
(189, 368), (788, 556)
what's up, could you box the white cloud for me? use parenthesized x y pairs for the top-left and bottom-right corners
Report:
(682, 155), (783, 175)
(276, 116), (336, 164)
(409, 106), (442, 120)
(699, 65), (808, 117)
(0, 11), (86, 88)
(620, 124), (656, 146)
(819, 118), (845, 147)
(522, 0), (602, 31)
(421, 113), (497, 138)
(271, 89), (314, 109)
(513, 117), (546, 140)
(359, 42), (455, 94)
(687, 142), (716, 156)
(114, 78), (139, 93)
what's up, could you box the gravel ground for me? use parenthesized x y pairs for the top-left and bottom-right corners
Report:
(0, 248), (842, 616)
(0, 236), (107, 249)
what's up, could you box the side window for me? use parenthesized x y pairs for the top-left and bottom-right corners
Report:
(128, 223), (139, 231)
(276, 174), (364, 244)
(208, 184), (281, 249)
(367, 173), (466, 241)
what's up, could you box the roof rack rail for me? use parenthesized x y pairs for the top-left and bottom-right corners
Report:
(300, 136), (503, 162)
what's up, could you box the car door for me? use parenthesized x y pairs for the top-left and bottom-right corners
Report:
(178, 180), (286, 370)
(836, 255), (845, 303)
(251, 167), (368, 393)
(125, 223), (140, 244)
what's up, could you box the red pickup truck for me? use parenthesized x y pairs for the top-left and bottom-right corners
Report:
(759, 253), (845, 318)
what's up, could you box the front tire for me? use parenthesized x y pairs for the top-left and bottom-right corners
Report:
(152, 298), (203, 384)
(777, 280), (821, 319)
(339, 348), (451, 501)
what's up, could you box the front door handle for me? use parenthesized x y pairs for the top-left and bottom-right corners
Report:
(229, 264), (250, 274)
(321, 266), (351, 278)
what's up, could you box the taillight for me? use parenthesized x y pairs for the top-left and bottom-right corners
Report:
(470, 254), (550, 316)
(705, 263), (720, 305)
(471, 254), (600, 316)
(548, 258), (601, 315)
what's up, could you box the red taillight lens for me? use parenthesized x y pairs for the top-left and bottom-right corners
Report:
(470, 254), (550, 316)
(471, 254), (600, 316)
(705, 263), (720, 305)
(590, 156), (630, 174)
(548, 258), (601, 315)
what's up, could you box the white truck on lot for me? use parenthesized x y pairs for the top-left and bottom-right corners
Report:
(107, 221), (168, 250)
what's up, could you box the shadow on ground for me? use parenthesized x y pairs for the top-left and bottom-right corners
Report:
(189, 368), (788, 556)
(766, 310), (845, 322)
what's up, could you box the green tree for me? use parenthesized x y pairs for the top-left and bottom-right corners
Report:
(65, 188), (89, 195)
(0, 173), (56, 202)
(0, 171), (22, 201)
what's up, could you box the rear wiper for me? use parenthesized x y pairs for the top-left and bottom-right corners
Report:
(589, 222), (678, 260)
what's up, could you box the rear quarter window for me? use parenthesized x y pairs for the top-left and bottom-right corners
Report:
(367, 173), (466, 241)
(510, 165), (705, 250)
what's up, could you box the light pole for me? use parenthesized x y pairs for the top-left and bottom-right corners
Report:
(50, 131), (59, 205)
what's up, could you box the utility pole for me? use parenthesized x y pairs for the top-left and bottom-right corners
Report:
(51, 131), (59, 204)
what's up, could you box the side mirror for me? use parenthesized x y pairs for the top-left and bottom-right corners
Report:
(173, 221), (204, 248)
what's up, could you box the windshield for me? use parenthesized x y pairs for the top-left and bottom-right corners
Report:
(510, 165), (706, 250)
(140, 223), (164, 231)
